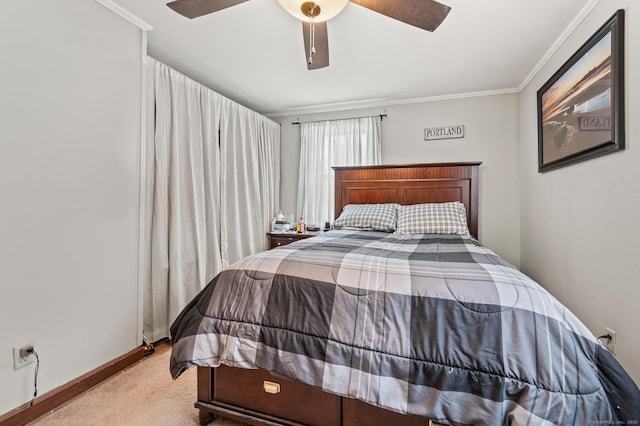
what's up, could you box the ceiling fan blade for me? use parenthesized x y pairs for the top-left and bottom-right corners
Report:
(349, 0), (451, 32)
(167, 0), (249, 19)
(302, 21), (329, 70)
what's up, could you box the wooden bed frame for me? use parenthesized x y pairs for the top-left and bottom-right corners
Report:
(194, 162), (481, 426)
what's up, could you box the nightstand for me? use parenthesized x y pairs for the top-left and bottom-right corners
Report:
(267, 232), (319, 249)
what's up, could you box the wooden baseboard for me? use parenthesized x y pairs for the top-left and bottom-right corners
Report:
(0, 345), (148, 426)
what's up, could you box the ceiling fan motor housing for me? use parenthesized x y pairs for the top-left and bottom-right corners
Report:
(301, 2), (320, 18)
(277, 0), (349, 22)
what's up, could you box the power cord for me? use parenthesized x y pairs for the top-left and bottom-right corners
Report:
(21, 347), (39, 406)
(597, 334), (612, 343)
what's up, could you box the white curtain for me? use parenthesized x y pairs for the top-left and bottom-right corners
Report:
(297, 116), (381, 226)
(143, 59), (280, 342)
(220, 99), (280, 266)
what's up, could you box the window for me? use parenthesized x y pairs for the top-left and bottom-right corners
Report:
(297, 116), (381, 226)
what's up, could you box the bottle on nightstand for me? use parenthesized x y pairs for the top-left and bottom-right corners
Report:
(296, 217), (305, 233)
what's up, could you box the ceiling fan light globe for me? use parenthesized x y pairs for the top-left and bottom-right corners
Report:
(276, 0), (349, 22)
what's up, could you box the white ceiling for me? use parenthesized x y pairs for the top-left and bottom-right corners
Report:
(109, 0), (594, 116)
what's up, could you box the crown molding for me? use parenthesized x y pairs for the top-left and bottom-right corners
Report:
(264, 87), (520, 118)
(518, 0), (600, 91)
(95, 0), (153, 31)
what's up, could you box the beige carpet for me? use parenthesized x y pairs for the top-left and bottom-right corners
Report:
(30, 343), (245, 426)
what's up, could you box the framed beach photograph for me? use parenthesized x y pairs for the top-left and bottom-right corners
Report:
(537, 9), (625, 173)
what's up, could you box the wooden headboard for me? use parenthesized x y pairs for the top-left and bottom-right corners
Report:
(333, 162), (481, 239)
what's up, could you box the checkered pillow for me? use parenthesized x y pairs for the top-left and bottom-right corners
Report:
(396, 202), (470, 235)
(334, 203), (399, 232)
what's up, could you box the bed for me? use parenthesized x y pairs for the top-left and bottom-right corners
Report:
(169, 162), (639, 426)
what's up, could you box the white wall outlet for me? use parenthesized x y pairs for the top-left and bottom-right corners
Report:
(605, 327), (617, 354)
(13, 342), (35, 370)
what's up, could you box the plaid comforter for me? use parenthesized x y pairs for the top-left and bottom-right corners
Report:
(170, 230), (639, 425)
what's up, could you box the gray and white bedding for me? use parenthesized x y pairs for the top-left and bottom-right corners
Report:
(170, 230), (639, 425)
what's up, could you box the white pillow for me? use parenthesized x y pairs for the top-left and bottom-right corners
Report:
(333, 203), (399, 232)
(396, 202), (470, 235)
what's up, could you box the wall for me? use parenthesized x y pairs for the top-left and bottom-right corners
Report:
(273, 93), (522, 266)
(0, 0), (142, 414)
(520, 0), (639, 382)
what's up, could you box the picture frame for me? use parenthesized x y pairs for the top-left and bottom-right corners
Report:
(537, 9), (624, 173)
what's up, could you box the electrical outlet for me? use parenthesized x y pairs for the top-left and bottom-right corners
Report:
(13, 343), (35, 370)
(605, 327), (617, 354)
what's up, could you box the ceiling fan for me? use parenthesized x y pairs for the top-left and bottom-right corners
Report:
(166, 0), (451, 70)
